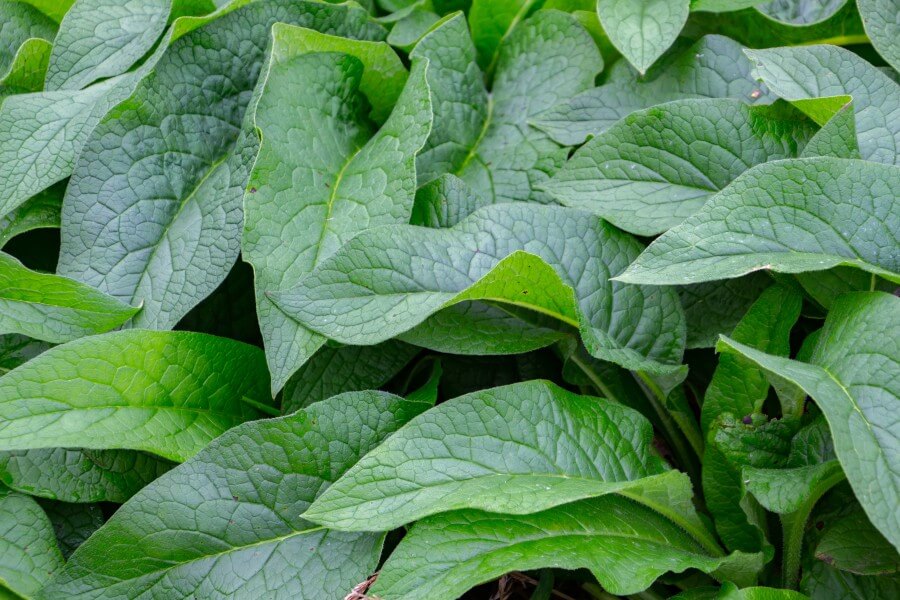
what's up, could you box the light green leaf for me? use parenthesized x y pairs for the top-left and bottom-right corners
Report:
(0, 1), (56, 78)
(45, 0), (213, 92)
(746, 46), (900, 166)
(272, 204), (686, 375)
(305, 381), (719, 554)
(281, 341), (419, 414)
(532, 35), (772, 146)
(617, 158), (900, 285)
(815, 508), (900, 576)
(543, 99), (815, 235)
(597, 0), (690, 74)
(468, 0), (541, 74)
(453, 9), (602, 204)
(410, 13), (488, 186)
(0, 330), (272, 462)
(15, 0), (75, 23)
(0, 448), (172, 503)
(0, 38), (52, 97)
(858, 0), (900, 73)
(372, 496), (752, 598)
(41, 391), (433, 600)
(717, 291), (900, 552)
(57, 1), (385, 333)
(0, 182), (62, 249)
(0, 251), (139, 343)
(672, 582), (810, 599)
(243, 28), (430, 393)
(679, 274), (771, 349)
(0, 487), (64, 599)
(800, 100), (860, 159)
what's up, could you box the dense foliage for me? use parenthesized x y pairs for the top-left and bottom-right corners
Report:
(0, 0), (898, 598)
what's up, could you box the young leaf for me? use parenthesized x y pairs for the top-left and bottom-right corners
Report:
(305, 380), (720, 556)
(858, 0), (900, 73)
(0, 448), (172, 503)
(717, 292), (900, 552)
(0, 487), (64, 599)
(596, 0), (689, 75)
(372, 496), (753, 599)
(242, 27), (430, 392)
(543, 99), (815, 235)
(0, 330), (272, 462)
(532, 35), (773, 146)
(56, 0), (384, 331)
(0, 252), (139, 343)
(45, 0), (213, 91)
(746, 46), (900, 166)
(272, 204), (686, 375)
(41, 391), (433, 600)
(617, 158), (900, 285)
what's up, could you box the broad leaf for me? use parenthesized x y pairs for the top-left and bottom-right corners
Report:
(0, 183), (62, 249)
(306, 381), (719, 554)
(0, 38), (52, 97)
(0, 487), (64, 599)
(38, 500), (104, 559)
(679, 274), (771, 349)
(597, 0), (689, 75)
(815, 508), (900, 576)
(41, 391), (432, 600)
(243, 26), (430, 392)
(468, 0), (541, 74)
(532, 35), (772, 146)
(14, 0), (75, 22)
(617, 158), (900, 285)
(372, 496), (752, 598)
(272, 204), (686, 374)
(799, 100), (860, 159)
(717, 292), (900, 552)
(410, 174), (490, 228)
(543, 99), (815, 235)
(0, 448), (172, 503)
(0, 334), (48, 375)
(0, 330), (272, 462)
(45, 0), (213, 91)
(858, 0), (900, 73)
(0, 251), (139, 343)
(0, 0), (56, 79)
(57, 0), (384, 331)
(746, 46), (900, 166)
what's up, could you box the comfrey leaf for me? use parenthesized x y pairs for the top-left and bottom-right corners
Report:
(0, 486), (64, 599)
(596, 0), (689, 75)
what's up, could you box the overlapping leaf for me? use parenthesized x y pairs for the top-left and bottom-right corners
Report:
(597, 0), (689, 75)
(0, 487), (63, 599)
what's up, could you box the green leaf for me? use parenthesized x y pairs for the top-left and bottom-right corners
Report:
(409, 13), (488, 186)
(672, 582), (810, 599)
(597, 0), (689, 75)
(243, 28), (430, 393)
(756, 0), (850, 24)
(0, 38), (52, 97)
(0, 487), (64, 599)
(57, 0), (385, 332)
(799, 100), (860, 159)
(468, 0), (541, 74)
(543, 99), (815, 235)
(38, 500), (104, 559)
(281, 341), (419, 414)
(0, 334), (48, 376)
(305, 381), (720, 555)
(41, 391), (433, 600)
(858, 0), (900, 73)
(410, 174), (490, 228)
(45, 0), (213, 92)
(0, 252), (139, 343)
(14, 0), (75, 23)
(0, 182), (63, 249)
(802, 559), (900, 599)
(0, 448), (172, 503)
(617, 158), (900, 285)
(0, 330), (272, 462)
(452, 9), (602, 204)
(679, 274), (771, 349)
(717, 291), (900, 552)
(385, 7), (441, 52)
(0, 1), (56, 79)
(815, 508), (900, 576)
(746, 46), (900, 166)
(372, 495), (752, 598)
(532, 35), (772, 146)
(272, 204), (686, 375)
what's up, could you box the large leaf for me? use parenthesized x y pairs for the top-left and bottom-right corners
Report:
(532, 35), (773, 146)
(618, 158), (900, 285)
(242, 27), (430, 393)
(815, 508), (900, 576)
(38, 500), (104, 559)
(543, 99), (815, 235)
(746, 45), (900, 166)
(0, 487), (64, 599)
(717, 292), (900, 552)
(0, 37), (52, 97)
(679, 274), (771, 349)
(0, 330), (272, 462)
(450, 9), (602, 204)
(0, 182), (63, 249)
(272, 203), (686, 374)
(56, 0), (384, 331)
(0, 448), (172, 503)
(305, 381), (720, 554)
(0, 0), (56, 79)
(597, 0), (689, 75)
(858, 0), (900, 72)
(0, 251), (138, 343)
(45, 0), (213, 91)
(372, 496), (752, 599)
(41, 391), (433, 600)
(468, 0), (541, 74)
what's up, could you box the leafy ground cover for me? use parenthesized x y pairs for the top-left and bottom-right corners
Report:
(0, 0), (898, 598)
